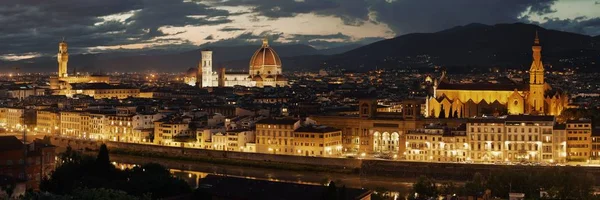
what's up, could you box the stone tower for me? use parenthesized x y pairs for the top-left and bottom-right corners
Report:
(196, 59), (203, 88)
(57, 39), (69, 78)
(528, 31), (545, 113)
(200, 50), (213, 88)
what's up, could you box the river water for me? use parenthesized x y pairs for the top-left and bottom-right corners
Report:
(110, 154), (412, 199)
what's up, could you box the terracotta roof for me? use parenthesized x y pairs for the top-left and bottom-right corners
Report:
(437, 81), (528, 91)
(295, 125), (340, 133)
(249, 46), (282, 69)
(505, 115), (554, 122)
(256, 118), (299, 125)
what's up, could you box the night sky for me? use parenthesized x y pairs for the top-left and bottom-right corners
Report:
(1, 0), (599, 61)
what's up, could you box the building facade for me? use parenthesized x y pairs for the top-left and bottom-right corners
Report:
(566, 119), (592, 161)
(255, 118), (300, 155)
(293, 125), (343, 157)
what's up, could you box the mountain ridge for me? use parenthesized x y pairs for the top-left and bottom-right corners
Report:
(3, 23), (599, 73)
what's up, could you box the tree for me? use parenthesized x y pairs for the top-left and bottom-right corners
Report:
(43, 147), (191, 199)
(59, 145), (82, 164)
(70, 188), (147, 200)
(322, 181), (338, 200)
(122, 163), (191, 199)
(96, 144), (110, 169)
(339, 185), (347, 200)
(412, 176), (437, 199)
(464, 172), (485, 196)
(1, 183), (15, 199)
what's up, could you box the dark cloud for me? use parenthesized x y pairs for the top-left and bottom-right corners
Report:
(204, 31), (378, 50)
(210, 0), (369, 26)
(211, 0), (563, 35)
(532, 17), (600, 36)
(219, 27), (246, 32)
(0, 0), (231, 57)
(285, 32), (353, 48)
(1, 0), (598, 60)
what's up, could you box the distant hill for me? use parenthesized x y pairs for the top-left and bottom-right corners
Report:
(322, 23), (600, 72)
(3, 23), (599, 73)
(2, 44), (322, 73)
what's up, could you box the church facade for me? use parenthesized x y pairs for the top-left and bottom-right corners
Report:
(426, 32), (569, 118)
(190, 38), (287, 88)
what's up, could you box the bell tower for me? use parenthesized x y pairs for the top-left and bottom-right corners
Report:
(200, 50), (213, 88)
(528, 31), (545, 113)
(57, 38), (69, 78)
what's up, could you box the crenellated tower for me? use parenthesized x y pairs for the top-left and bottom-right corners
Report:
(528, 31), (545, 113)
(57, 39), (69, 78)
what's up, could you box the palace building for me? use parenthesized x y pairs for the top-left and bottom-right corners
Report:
(49, 40), (139, 99)
(427, 32), (569, 118)
(187, 38), (288, 88)
(49, 40), (111, 92)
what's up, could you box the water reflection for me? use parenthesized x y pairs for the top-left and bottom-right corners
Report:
(113, 162), (323, 189)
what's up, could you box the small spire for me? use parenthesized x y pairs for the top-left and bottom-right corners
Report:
(262, 37), (269, 47)
(61, 36), (65, 43)
(534, 30), (540, 45)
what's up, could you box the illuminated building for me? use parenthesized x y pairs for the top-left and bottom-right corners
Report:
(188, 39), (287, 88)
(427, 32), (568, 118)
(0, 108), (6, 127)
(62, 83), (139, 99)
(467, 115), (554, 163)
(59, 111), (89, 138)
(552, 124), (568, 163)
(310, 99), (438, 155)
(591, 129), (600, 162)
(211, 129), (255, 152)
(406, 124), (468, 162)
(566, 119), (592, 161)
(255, 118), (300, 155)
(36, 109), (60, 134)
(248, 38), (288, 87)
(6, 108), (24, 131)
(50, 40), (110, 90)
(48, 40), (140, 99)
(293, 125), (342, 157)
(153, 118), (191, 146)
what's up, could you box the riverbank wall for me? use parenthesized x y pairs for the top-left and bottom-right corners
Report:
(49, 137), (361, 171)
(49, 137), (600, 180)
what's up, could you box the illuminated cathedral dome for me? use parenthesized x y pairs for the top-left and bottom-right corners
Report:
(249, 38), (281, 70)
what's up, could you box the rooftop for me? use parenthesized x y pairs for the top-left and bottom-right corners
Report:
(256, 118), (299, 125)
(567, 119), (592, 123)
(295, 125), (341, 133)
(0, 136), (24, 151)
(71, 83), (137, 90)
(437, 81), (528, 91)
